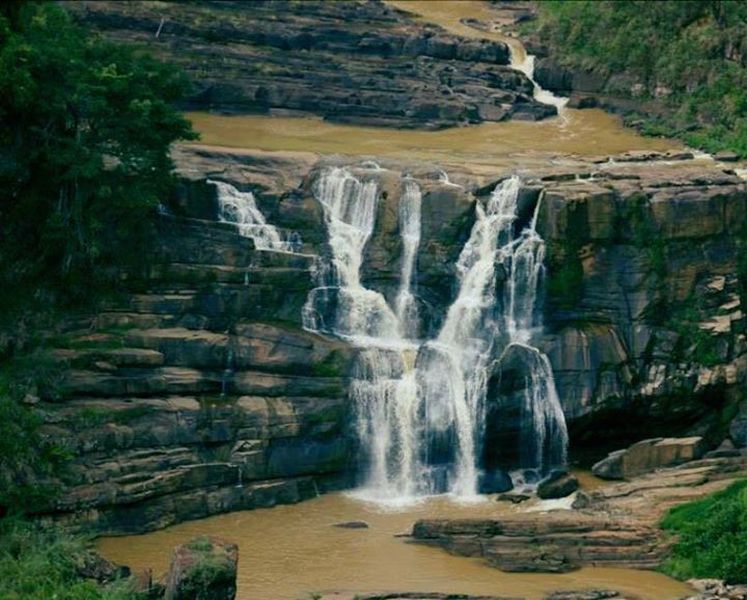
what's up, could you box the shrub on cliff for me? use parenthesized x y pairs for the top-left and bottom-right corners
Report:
(661, 479), (747, 583)
(0, 1), (196, 325)
(534, 0), (747, 156)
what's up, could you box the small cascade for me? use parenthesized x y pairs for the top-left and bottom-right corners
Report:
(394, 179), (422, 338)
(305, 168), (568, 502)
(509, 46), (569, 118)
(437, 169), (462, 188)
(302, 167), (400, 340)
(209, 179), (296, 252)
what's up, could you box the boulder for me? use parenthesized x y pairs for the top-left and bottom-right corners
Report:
(478, 469), (514, 494)
(593, 437), (705, 480)
(165, 537), (238, 600)
(714, 151), (739, 162)
(537, 470), (579, 499)
(592, 450), (625, 480)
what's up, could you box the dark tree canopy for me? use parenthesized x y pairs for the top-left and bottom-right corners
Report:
(0, 1), (196, 320)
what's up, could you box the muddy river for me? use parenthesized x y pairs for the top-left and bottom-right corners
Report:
(99, 492), (689, 600)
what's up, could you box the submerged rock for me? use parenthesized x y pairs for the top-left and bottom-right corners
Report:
(333, 521), (369, 529)
(537, 470), (579, 499)
(165, 537), (238, 600)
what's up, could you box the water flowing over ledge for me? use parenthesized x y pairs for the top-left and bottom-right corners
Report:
(303, 167), (568, 502)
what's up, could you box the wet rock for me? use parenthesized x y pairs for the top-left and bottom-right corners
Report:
(411, 455), (747, 574)
(478, 469), (514, 494)
(714, 151), (739, 162)
(333, 520), (369, 529)
(165, 537), (238, 600)
(537, 470), (579, 499)
(497, 493), (531, 504)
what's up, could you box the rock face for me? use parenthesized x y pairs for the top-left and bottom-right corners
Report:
(165, 537), (238, 600)
(66, 1), (555, 129)
(43, 208), (356, 534)
(536, 157), (747, 458)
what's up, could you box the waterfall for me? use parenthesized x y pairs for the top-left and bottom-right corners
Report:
(209, 179), (295, 252)
(305, 169), (568, 501)
(394, 179), (422, 338)
(301, 167), (400, 340)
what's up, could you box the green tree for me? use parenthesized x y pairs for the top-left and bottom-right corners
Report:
(0, 1), (196, 323)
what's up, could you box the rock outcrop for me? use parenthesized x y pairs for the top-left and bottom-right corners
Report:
(43, 209), (356, 534)
(410, 452), (747, 573)
(65, 1), (555, 129)
(165, 537), (238, 600)
(592, 437), (705, 480)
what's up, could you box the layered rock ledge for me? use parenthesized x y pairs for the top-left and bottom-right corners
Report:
(410, 453), (747, 573)
(65, 0), (555, 129)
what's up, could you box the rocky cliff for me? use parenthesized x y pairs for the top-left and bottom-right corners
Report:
(38, 144), (746, 533)
(65, 0), (555, 129)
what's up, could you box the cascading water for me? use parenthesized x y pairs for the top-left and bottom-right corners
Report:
(394, 179), (422, 338)
(209, 179), (295, 252)
(304, 168), (568, 502)
(301, 167), (400, 340)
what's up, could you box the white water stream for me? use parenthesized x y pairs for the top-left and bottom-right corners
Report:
(209, 179), (295, 252)
(303, 168), (568, 502)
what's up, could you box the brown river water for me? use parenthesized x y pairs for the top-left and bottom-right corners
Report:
(99, 4), (692, 599)
(99, 491), (689, 600)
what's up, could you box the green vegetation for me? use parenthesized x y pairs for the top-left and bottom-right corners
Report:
(535, 1), (747, 156)
(0, 519), (137, 600)
(0, 1), (196, 338)
(0, 352), (69, 514)
(661, 479), (747, 583)
(179, 536), (236, 600)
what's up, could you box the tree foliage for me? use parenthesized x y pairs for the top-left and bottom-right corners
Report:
(0, 1), (196, 325)
(535, 0), (747, 156)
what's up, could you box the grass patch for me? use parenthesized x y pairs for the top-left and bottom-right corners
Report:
(661, 479), (747, 583)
